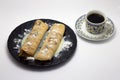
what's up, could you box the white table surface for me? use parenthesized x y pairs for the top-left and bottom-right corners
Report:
(0, 0), (120, 80)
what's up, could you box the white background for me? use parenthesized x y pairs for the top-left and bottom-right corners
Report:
(0, 0), (120, 80)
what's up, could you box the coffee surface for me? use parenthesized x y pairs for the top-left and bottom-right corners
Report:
(87, 13), (104, 23)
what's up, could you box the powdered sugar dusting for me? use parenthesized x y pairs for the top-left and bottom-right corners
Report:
(54, 36), (73, 57)
(62, 40), (73, 51)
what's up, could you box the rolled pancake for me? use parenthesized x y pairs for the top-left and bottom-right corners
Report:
(35, 23), (65, 60)
(20, 20), (48, 56)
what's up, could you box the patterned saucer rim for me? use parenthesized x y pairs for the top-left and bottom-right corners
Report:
(75, 15), (115, 41)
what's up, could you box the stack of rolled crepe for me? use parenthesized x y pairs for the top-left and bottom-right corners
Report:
(20, 20), (65, 61)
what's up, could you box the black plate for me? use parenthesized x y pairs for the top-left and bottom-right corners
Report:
(7, 19), (77, 69)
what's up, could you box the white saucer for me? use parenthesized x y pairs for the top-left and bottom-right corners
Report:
(75, 15), (115, 41)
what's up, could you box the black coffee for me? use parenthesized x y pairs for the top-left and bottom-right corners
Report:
(87, 13), (104, 23)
